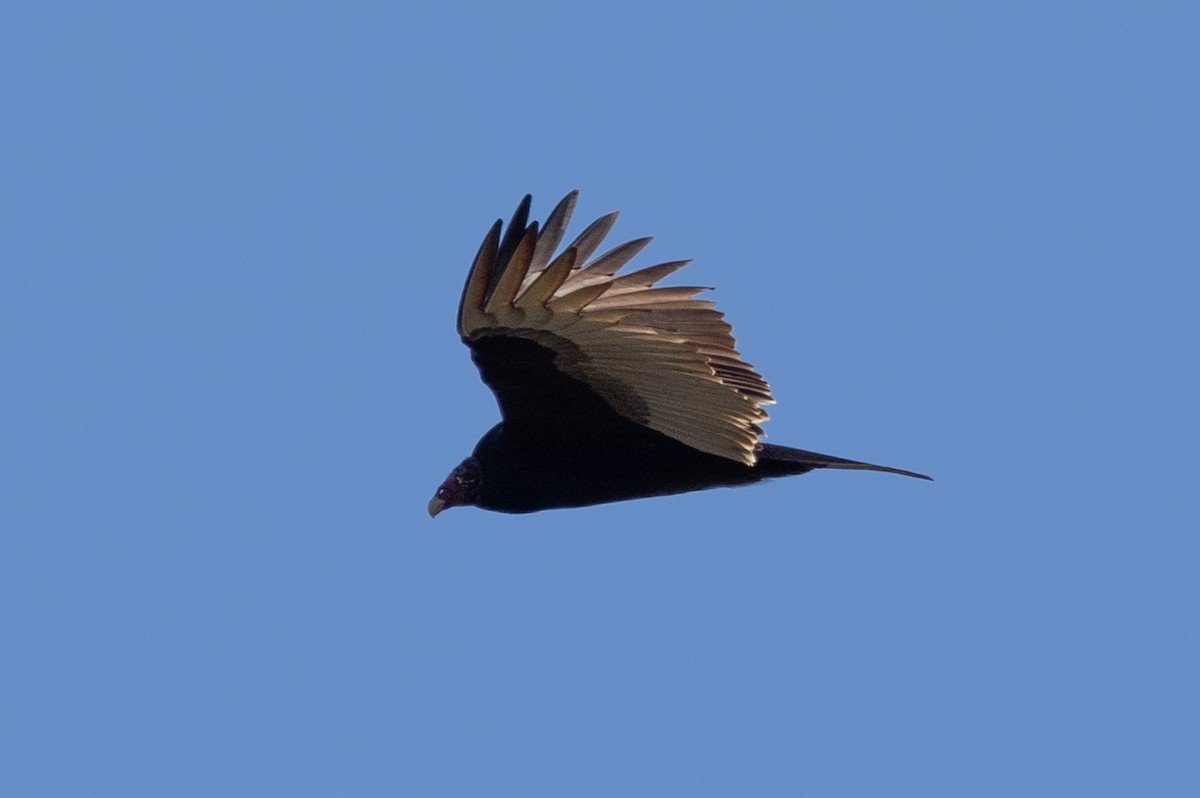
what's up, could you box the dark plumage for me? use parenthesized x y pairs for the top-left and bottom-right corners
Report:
(428, 192), (930, 516)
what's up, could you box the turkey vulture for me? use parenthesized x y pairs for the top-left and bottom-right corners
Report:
(428, 192), (930, 516)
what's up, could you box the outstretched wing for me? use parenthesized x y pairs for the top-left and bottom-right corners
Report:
(458, 191), (774, 466)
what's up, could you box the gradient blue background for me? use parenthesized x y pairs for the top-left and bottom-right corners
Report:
(4, 2), (1197, 795)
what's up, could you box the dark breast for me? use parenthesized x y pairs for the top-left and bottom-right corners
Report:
(470, 417), (772, 513)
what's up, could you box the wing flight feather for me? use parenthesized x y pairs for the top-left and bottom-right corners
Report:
(457, 191), (774, 465)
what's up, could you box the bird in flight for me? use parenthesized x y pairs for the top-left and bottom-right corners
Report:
(429, 192), (930, 516)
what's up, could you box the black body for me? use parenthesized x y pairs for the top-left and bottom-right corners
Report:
(461, 336), (921, 513)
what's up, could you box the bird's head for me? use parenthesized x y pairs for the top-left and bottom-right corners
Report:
(427, 457), (482, 517)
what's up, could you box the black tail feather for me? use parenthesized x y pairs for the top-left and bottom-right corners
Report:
(757, 443), (933, 481)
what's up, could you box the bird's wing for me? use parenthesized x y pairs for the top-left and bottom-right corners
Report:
(458, 191), (774, 465)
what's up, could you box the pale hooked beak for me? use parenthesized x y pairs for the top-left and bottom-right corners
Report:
(427, 496), (446, 518)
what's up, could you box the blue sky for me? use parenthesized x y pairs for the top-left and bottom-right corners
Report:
(3, 2), (1198, 795)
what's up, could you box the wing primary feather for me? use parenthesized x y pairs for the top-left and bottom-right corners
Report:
(564, 211), (619, 265)
(485, 223), (538, 313)
(607, 260), (692, 289)
(590, 299), (717, 312)
(491, 194), (531, 295)
(457, 220), (501, 336)
(577, 237), (654, 276)
(545, 282), (612, 313)
(586, 287), (709, 309)
(529, 191), (578, 273)
(517, 247), (577, 307)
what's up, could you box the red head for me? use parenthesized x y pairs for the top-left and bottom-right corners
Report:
(427, 457), (482, 517)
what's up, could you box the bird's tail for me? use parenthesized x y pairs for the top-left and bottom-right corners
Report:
(757, 443), (932, 481)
